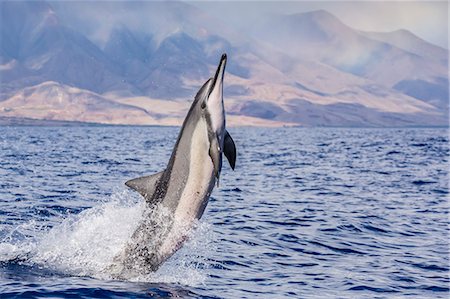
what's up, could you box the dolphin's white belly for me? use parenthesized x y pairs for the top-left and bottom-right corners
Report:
(158, 119), (214, 258)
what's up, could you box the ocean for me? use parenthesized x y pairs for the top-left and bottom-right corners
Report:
(0, 126), (448, 298)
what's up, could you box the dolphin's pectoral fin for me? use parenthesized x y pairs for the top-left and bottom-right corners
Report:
(209, 136), (222, 186)
(125, 171), (164, 202)
(224, 130), (236, 170)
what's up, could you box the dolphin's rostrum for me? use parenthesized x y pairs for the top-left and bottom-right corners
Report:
(111, 54), (236, 278)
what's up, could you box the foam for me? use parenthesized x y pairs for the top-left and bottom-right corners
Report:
(0, 191), (216, 285)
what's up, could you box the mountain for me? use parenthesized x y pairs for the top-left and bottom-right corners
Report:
(251, 10), (448, 114)
(0, 1), (133, 100)
(103, 25), (154, 87)
(0, 81), (153, 124)
(363, 29), (448, 110)
(253, 10), (446, 84)
(137, 31), (211, 98)
(363, 29), (448, 65)
(0, 1), (448, 127)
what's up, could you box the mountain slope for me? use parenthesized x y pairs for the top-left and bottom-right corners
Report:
(253, 10), (447, 86)
(103, 26), (154, 87)
(363, 29), (448, 66)
(0, 81), (154, 124)
(0, 1), (134, 99)
(137, 32), (210, 98)
(362, 29), (448, 110)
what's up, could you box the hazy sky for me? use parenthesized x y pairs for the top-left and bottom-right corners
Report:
(191, 1), (448, 49)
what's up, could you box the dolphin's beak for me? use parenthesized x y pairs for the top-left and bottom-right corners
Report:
(208, 54), (227, 101)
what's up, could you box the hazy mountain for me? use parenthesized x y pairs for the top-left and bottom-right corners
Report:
(0, 1), (447, 127)
(251, 10), (448, 115)
(138, 32), (211, 98)
(103, 26), (154, 86)
(364, 29), (448, 65)
(0, 1), (133, 99)
(362, 29), (448, 110)
(0, 81), (153, 124)
(254, 10), (446, 84)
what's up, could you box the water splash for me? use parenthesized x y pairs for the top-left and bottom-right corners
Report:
(0, 191), (216, 285)
(0, 219), (42, 262)
(30, 191), (142, 279)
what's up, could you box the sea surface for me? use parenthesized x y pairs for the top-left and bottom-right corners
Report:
(0, 126), (448, 298)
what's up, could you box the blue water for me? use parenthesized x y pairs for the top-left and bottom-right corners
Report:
(0, 126), (448, 298)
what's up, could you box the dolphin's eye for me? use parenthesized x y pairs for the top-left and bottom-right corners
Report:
(201, 101), (206, 109)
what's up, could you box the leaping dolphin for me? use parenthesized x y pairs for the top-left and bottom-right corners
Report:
(112, 54), (236, 278)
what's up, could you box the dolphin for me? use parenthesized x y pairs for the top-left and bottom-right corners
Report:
(112, 54), (236, 278)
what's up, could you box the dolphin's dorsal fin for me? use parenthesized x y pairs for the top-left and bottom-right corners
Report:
(224, 130), (236, 170)
(125, 171), (164, 202)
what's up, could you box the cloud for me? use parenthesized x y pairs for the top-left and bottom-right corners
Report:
(327, 1), (448, 48)
(48, 1), (448, 49)
(192, 0), (448, 48)
(49, 1), (201, 46)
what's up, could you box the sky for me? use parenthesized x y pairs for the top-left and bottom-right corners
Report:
(191, 0), (448, 49)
